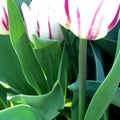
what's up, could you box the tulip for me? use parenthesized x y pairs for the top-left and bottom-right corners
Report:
(21, 0), (63, 43)
(0, 0), (9, 34)
(57, 0), (120, 40)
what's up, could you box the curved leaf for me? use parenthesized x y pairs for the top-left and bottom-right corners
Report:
(0, 35), (36, 94)
(89, 42), (105, 81)
(84, 32), (120, 120)
(33, 35), (58, 49)
(7, 0), (49, 94)
(10, 81), (64, 120)
(0, 105), (45, 120)
(94, 38), (116, 57)
(33, 38), (61, 90)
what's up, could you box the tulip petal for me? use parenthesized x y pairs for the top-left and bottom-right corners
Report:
(108, 5), (120, 31)
(65, 0), (71, 29)
(0, 0), (9, 34)
(36, 20), (40, 38)
(21, 0), (63, 42)
(48, 17), (52, 39)
(21, 2), (38, 42)
(2, 7), (9, 31)
(58, 0), (120, 40)
(87, 0), (104, 40)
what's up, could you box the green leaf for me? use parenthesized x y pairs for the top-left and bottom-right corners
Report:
(69, 81), (101, 98)
(84, 40), (120, 119)
(33, 35), (59, 49)
(89, 41), (105, 81)
(71, 91), (78, 120)
(0, 105), (45, 120)
(115, 30), (120, 59)
(10, 81), (64, 120)
(57, 45), (68, 95)
(7, 0), (49, 94)
(61, 26), (78, 75)
(94, 38), (116, 57)
(33, 38), (62, 90)
(0, 35), (36, 94)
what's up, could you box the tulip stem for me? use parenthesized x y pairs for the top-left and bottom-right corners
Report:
(78, 39), (87, 120)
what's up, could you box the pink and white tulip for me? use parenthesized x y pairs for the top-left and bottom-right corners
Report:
(57, 0), (120, 40)
(21, 0), (63, 43)
(0, 0), (9, 34)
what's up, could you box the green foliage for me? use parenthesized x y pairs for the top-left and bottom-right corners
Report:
(94, 38), (116, 57)
(7, 0), (49, 94)
(0, 0), (65, 119)
(10, 81), (64, 120)
(0, 35), (35, 94)
(0, 0), (119, 119)
(0, 105), (45, 120)
(33, 36), (62, 90)
(89, 42), (105, 81)
(84, 30), (120, 120)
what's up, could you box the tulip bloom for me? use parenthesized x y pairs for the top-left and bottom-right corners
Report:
(57, 0), (120, 40)
(21, 0), (63, 43)
(0, 0), (9, 34)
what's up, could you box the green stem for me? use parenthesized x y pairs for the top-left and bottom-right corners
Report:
(78, 39), (87, 120)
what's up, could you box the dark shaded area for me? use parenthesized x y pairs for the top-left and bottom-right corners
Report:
(109, 105), (120, 120)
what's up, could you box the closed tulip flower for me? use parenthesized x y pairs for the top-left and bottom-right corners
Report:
(0, 0), (9, 34)
(57, 0), (120, 40)
(21, 0), (63, 43)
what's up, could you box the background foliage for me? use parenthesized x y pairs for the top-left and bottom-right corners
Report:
(0, 0), (119, 120)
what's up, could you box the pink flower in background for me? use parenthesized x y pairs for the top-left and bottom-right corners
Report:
(57, 0), (120, 40)
(21, 0), (63, 43)
(0, 0), (9, 34)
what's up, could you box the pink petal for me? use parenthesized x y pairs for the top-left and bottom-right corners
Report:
(87, 0), (104, 40)
(65, 0), (71, 28)
(36, 20), (40, 37)
(2, 7), (9, 31)
(76, 7), (81, 36)
(108, 5), (120, 31)
(48, 17), (52, 39)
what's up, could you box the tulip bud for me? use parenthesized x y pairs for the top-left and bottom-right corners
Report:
(0, 0), (9, 35)
(57, 0), (120, 40)
(21, 0), (63, 43)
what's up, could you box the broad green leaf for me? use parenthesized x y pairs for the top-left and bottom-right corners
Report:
(69, 81), (101, 98)
(0, 35), (36, 94)
(33, 35), (59, 49)
(57, 45), (68, 95)
(33, 38), (61, 90)
(94, 38), (116, 57)
(0, 105), (45, 120)
(61, 26), (78, 75)
(10, 81), (64, 120)
(89, 42), (105, 81)
(7, 0), (49, 94)
(84, 40), (120, 119)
